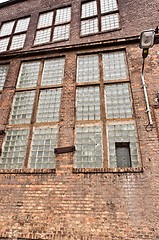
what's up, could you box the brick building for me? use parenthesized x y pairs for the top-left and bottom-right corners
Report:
(0, 0), (159, 239)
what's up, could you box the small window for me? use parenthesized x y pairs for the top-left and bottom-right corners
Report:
(34, 6), (71, 45)
(115, 142), (131, 168)
(0, 17), (30, 52)
(81, 0), (119, 36)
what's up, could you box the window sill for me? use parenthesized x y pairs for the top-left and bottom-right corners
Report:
(0, 168), (56, 174)
(73, 167), (143, 174)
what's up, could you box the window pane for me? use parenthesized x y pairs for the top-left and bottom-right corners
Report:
(10, 34), (26, 50)
(101, 13), (119, 31)
(81, 18), (98, 35)
(0, 37), (9, 52)
(53, 24), (70, 41)
(108, 123), (139, 168)
(37, 88), (62, 122)
(81, 1), (97, 18)
(55, 7), (71, 24)
(42, 58), (65, 85)
(37, 11), (54, 29)
(115, 142), (131, 168)
(10, 91), (35, 124)
(0, 128), (29, 169)
(29, 127), (58, 169)
(75, 126), (102, 168)
(34, 28), (51, 45)
(100, 0), (118, 13)
(76, 87), (100, 120)
(0, 21), (14, 37)
(77, 55), (99, 83)
(105, 83), (132, 118)
(15, 17), (30, 33)
(17, 61), (40, 88)
(103, 51), (127, 80)
(0, 64), (9, 90)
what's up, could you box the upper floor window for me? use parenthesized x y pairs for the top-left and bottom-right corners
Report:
(0, 57), (65, 170)
(75, 51), (140, 169)
(34, 6), (71, 45)
(81, 0), (119, 36)
(0, 17), (30, 52)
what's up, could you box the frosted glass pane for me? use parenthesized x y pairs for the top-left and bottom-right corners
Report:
(101, 13), (119, 31)
(55, 7), (71, 24)
(81, 18), (98, 35)
(0, 21), (14, 37)
(81, 1), (97, 18)
(29, 127), (58, 169)
(77, 55), (99, 83)
(105, 83), (132, 118)
(103, 51), (127, 80)
(108, 123), (139, 168)
(0, 37), (9, 52)
(0, 128), (29, 169)
(10, 34), (26, 50)
(76, 86), (100, 120)
(37, 88), (62, 122)
(53, 24), (70, 41)
(42, 58), (65, 85)
(100, 0), (118, 13)
(34, 28), (51, 45)
(17, 61), (40, 88)
(0, 64), (9, 90)
(75, 126), (102, 168)
(15, 17), (30, 33)
(10, 91), (35, 124)
(38, 11), (54, 28)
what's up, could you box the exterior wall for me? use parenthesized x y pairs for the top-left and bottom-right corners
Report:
(0, 0), (159, 239)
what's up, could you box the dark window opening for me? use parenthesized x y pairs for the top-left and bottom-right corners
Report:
(115, 142), (131, 168)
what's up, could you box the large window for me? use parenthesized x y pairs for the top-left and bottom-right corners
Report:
(34, 6), (71, 45)
(0, 17), (30, 52)
(0, 57), (65, 169)
(81, 0), (119, 36)
(75, 51), (140, 169)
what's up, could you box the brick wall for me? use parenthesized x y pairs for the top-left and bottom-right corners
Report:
(0, 0), (159, 239)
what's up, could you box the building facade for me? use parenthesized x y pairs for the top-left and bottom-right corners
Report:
(0, 0), (159, 239)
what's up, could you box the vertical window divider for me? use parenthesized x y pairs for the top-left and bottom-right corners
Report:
(50, 11), (56, 42)
(97, 0), (101, 32)
(99, 53), (108, 168)
(23, 126), (33, 168)
(7, 20), (17, 50)
(23, 60), (44, 168)
(31, 60), (44, 124)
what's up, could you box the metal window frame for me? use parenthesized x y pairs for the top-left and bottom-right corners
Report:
(80, 0), (119, 36)
(0, 16), (30, 52)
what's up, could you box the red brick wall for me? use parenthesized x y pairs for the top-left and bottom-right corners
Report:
(0, 0), (159, 239)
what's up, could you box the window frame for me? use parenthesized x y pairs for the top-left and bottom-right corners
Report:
(74, 49), (142, 173)
(80, 0), (120, 37)
(0, 15), (30, 52)
(0, 56), (66, 172)
(34, 5), (72, 46)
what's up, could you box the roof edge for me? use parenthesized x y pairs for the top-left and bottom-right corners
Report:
(0, 0), (26, 8)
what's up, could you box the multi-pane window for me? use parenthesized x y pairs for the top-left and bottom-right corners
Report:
(34, 6), (71, 45)
(0, 17), (30, 52)
(75, 51), (140, 169)
(0, 57), (65, 170)
(81, 0), (119, 36)
(0, 64), (9, 90)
